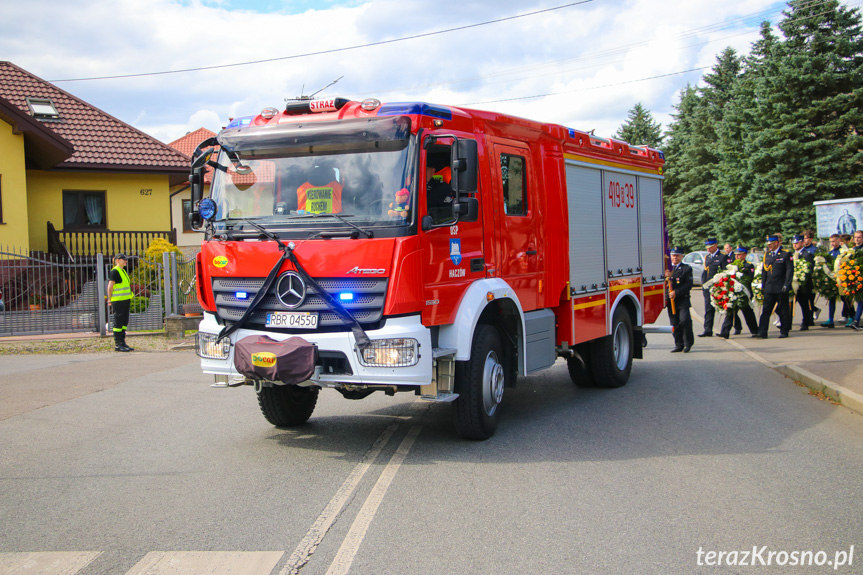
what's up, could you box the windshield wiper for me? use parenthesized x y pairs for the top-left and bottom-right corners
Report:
(302, 212), (374, 238)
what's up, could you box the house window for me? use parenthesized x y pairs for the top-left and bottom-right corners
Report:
(63, 191), (106, 230)
(26, 97), (61, 121)
(182, 199), (193, 232)
(500, 153), (527, 216)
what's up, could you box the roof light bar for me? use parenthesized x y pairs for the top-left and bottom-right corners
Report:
(284, 97), (351, 115)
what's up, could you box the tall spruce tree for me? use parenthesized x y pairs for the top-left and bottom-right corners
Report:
(663, 49), (742, 248)
(741, 0), (863, 241)
(614, 103), (663, 148)
(716, 22), (780, 245)
(663, 85), (701, 249)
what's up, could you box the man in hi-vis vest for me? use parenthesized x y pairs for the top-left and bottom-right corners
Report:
(107, 253), (134, 352)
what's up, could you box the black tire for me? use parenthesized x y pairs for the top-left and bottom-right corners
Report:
(590, 307), (633, 388)
(566, 349), (596, 388)
(258, 385), (319, 427)
(453, 324), (506, 440)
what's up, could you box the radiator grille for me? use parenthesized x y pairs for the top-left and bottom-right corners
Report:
(212, 276), (388, 331)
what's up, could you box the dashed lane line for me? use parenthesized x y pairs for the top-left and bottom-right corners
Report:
(124, 551), (284, 575)
(0, 551), (101, 574)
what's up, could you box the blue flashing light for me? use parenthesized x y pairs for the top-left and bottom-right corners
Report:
(198, 197), (218, 221)
(339, 292), (355, 302)
(568, 128), (576, 138)
(235, 291), (249, 299)
(378, 102), (452, 121)
(226, 116), (253, 129)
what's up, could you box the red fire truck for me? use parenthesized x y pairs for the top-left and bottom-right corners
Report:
(189, 97), (667, 440)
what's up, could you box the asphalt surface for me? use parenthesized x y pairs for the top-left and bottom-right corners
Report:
(0, 318), (861, 574)
(687, 291), (863, 415)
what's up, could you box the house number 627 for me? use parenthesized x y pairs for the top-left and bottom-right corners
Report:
(140, 189), (152, 195)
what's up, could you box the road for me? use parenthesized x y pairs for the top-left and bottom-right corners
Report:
(1, 330), (861, 574)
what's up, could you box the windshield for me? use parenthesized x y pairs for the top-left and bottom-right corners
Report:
(206, 116), (417, 238)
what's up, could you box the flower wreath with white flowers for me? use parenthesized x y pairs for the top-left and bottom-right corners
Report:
(812, 253), (839, 301)
(752, 263), (764, 306)
(703, 261), (753, 314)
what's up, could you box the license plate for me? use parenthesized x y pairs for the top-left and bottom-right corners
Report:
(265, 311), (318, 329)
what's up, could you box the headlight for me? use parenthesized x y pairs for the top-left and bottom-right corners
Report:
(358, 338), (418, 367)
(196, 332), (231, 359)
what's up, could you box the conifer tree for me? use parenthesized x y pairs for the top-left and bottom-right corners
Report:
(614, 103), (663, 148)
(716, 22), (780, 245)
(663, 85), (702, 249)
(663, 49), (742, 248)
(742, 0), (863, 240)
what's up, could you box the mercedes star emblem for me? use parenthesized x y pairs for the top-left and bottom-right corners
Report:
(276, 272), (306, 309)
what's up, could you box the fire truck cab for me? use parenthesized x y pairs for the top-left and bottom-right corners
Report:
(190, 97), (666, 440)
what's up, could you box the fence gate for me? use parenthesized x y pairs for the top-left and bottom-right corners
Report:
(0, 247), (180, 337)
(0, 247), (101, 336)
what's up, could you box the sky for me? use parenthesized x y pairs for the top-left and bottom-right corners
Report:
(0, 0), (807, 147)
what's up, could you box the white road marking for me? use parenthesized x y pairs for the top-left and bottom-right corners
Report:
(277, 424), (399, 575)
(325, 425), (422, 575)
(0, 551), (101, 574)
(125, 551), (283, 574)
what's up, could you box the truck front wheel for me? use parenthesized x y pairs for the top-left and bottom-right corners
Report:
(453, 324), (506, 440)
(258, 384), (319, 427)
(590, 307), (633, 388)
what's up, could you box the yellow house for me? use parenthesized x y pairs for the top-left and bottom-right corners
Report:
(0, 61), (188, 256)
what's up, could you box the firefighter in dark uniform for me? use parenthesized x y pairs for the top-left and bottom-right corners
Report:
(698, 237), (728, 337)
(792, 234), (815, 330)
(718, 246), (760, 338)
(758, 235), (795, 338)
(665, 246), (694, 353)
(107, 253), (134, 352)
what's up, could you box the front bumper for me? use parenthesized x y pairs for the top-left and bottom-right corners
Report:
(197, 312), (433, 387)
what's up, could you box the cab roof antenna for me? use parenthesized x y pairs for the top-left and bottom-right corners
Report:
(290, 76), (344, 101)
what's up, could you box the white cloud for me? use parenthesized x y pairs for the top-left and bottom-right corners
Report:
(0, 0), (788, 143)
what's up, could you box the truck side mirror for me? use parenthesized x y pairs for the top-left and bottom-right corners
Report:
(188, 138), (218, 231)
(451, 139), (477, 194)
(189, 170), (205, 230)
(454, 198), (479, 222)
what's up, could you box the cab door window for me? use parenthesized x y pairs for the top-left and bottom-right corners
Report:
(500, 153), (527, 216)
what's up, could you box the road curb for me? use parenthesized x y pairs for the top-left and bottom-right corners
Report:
(776, 365), (863, 415)
(690, 310), (863, 417)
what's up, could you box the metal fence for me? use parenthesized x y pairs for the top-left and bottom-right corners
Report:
(0, 246), (199, 337)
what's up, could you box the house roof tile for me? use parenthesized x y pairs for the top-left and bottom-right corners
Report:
(0, 61), (189, 176)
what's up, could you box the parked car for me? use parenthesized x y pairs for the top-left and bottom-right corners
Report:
(683, 250), (708, 285)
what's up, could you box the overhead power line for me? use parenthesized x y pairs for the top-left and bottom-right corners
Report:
(462, 67), (712, 107)
(50, 0), (595, 82)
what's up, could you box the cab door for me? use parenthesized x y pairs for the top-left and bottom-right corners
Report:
(489, 140), (541, 311)
(420, 137), (486, 326)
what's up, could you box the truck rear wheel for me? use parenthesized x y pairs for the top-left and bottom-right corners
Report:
(258, 384), (319, 427)
(453, 324), (506, 440)
(590, 307), (633, 388)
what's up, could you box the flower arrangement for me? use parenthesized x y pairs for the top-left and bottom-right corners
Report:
(752, 263), (764, 306)
(790, 257), (811, 295)
(812, 253), (840, 301)
(837, 249), (863, 303)
(704, 263), (752, 313)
